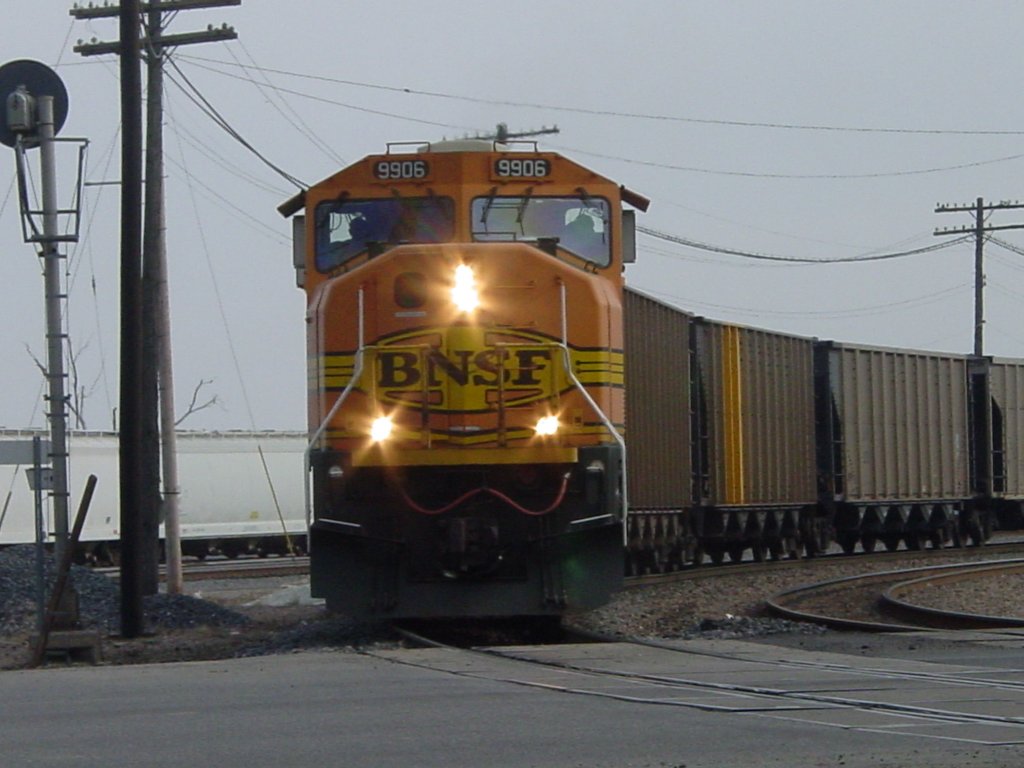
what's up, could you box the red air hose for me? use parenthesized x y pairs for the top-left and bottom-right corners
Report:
(399, 473), (571, 517)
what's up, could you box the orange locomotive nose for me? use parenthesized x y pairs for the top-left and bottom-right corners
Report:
(286, 140), (637, 618)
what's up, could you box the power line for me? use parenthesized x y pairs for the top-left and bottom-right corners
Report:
(164, 55), (307, 189)
(176, 56), (479, 133)
(642, 281), (970, 321)
(175, 53), (1024, 137)
(232, 40), (346, 166)
(989, 236), (1024, 259)
(547, 143), (1024, 180)
(163, 92), (291, 195)
(639, 226), (972, 263)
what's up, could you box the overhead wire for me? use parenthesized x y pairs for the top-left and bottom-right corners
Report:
(232, 40), (347, 167)
(989, 237), (1024, 260)
(644, 197), (922, 251)
(547, 143), (1024, 180)
(175, 56), (479, 136)
(164, 94), (289, 246)
(167, 93), (261, 431)
(638, 226), (972, 263)
(174, 54), (1024, 137)
(164, 55), (307, 190)
(644, 281), (971, 321)
(163, 112), (291, 196)
(174, 55), (1024, 181)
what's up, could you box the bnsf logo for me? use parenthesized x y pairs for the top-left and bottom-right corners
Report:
(371, 327), (560, 411)
(378, 348), (552, 388)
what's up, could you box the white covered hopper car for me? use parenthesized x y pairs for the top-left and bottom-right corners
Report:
(0, 430), (307, 562)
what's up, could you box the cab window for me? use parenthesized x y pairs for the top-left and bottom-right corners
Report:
(471, 196), (611, 266)
(315, 197), (455, 272)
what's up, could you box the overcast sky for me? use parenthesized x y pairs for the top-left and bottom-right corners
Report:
(3, 1), (1024, 431)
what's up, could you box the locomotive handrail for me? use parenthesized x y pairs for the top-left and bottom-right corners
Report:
(491, 340), (563, 447)
(304, 288), (365, 529)
(558, 282), (628, 543)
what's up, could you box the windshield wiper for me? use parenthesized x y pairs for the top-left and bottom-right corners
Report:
(479, 185), (499, 226)
(514, 187), (534, 236)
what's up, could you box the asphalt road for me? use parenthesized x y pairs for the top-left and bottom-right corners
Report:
(3, 637), (1024, 768)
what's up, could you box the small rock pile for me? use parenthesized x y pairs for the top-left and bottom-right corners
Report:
(0, 545), (248, 637)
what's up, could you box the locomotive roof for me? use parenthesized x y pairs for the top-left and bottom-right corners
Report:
(277, 143), (649, 219)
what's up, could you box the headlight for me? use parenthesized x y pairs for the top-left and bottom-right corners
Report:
(535, 415), (559, 436)
(451, 263), (479, 312)
(370, 416), (394, 442)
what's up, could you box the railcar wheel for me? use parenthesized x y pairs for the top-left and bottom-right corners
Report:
(967, 521), (984, 546)
(904, 532), (922, 551)
(221, 541), (242, 559)
(861, 534), (877, 554)
(838, 533), (858, 555)
(691, 545), (705, 567)
(727, 545), (745, 563)
(624, 551), (637, 577)
(709, 548), (725, 566)
(784, 537), (801, 559)
(882, 534), (901, 552)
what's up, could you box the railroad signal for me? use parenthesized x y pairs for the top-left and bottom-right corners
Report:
(0, 60), (86, 577)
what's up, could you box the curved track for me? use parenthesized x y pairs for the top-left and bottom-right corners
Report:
(626, 535), (1024, 589)
(766, 558), (1024, 631)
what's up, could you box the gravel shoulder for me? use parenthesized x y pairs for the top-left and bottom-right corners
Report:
(3, 545), (1021, 670)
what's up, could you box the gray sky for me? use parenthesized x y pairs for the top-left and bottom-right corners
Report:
(3, 1), (1024, 431)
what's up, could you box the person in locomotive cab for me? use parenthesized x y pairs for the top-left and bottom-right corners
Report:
(348, 214), (373, 246)
(563, 210), (602, 260)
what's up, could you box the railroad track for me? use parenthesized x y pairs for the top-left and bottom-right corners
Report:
(766, 558), (1024, 631)
(374, 622), (1024, 743)
(95, 555), (310, 581)
(626, 535), (1024, 588)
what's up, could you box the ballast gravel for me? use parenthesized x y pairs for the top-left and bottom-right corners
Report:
(0, 545), (248, 637)
(2, 542), (1020, 669)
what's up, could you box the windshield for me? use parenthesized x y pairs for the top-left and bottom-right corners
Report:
(471, 196), (611, 266)
(314, 197), (455, 271)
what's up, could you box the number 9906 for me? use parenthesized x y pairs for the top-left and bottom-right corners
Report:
(374, 160), (429, 180)
(495, 158), (550, 178)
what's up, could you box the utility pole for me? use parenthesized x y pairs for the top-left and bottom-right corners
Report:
(71, 0), (239, 599)
(934, 198), (1024, 357)
(118, 0), (145, 639)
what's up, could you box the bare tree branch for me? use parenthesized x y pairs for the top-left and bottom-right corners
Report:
(23, 343), (46, 377)
(175, 378), (220, 426)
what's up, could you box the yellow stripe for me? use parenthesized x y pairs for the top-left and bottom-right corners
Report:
(722, 326), (745, 503)
(319, 349), (624, 389)
(572, 350), (624, 385)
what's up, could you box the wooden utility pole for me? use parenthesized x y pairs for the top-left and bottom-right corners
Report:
(117, 0), (145, 638)
(71, 0), (239, 601)
(934, 198), (1024, 357)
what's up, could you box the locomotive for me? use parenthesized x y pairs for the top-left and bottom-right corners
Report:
(282, 140), (1023, 620)
(280, 140), (648, 617)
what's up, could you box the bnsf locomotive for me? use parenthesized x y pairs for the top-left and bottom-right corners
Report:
(281, 140), (1024, 621)
(280, 140), (648, 617)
